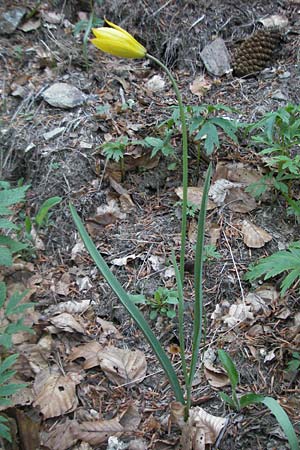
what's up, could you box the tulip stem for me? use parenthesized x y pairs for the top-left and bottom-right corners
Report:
(146, 54), (188, 284)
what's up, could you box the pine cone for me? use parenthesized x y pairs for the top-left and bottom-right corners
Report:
(232, 29), (282, 77)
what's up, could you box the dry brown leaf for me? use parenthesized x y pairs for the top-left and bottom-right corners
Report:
(209, 179), (240, 206)
(223, 303), (254, 327)
(50, 272), (71, 296)
(98, 347), (147, 385)
(49, 313), (85, 334)
(242, 220), (272, 248)
(171, 404), (227, 450)
(46, 299), (90, 315)
(41, 419), (79, 450)
(86, 200), (126, 236)
(74, 418), (124, 445)
(188, 219), (198, 244)
(13, 408), (40, 450)
(69, 342), (103, 369)
(203, 349), (230, 388)
(190, 75), (212, 98)
(175, 186), (216, 210)
(226, 187), (257, 212)
(119, 404), (141, 430)
(276, 307), (292, 319)
(214, 161), (264, 186)
(33, 369), (81, 418)
(96, 318), (122, 340)
(111, 254), (137, 266)
(209, 223), (221, 245)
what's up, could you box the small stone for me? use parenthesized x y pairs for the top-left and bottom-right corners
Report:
(146, 74), (166, 92)
(0, 8), (26, 34)
(42, 83), (86, 109)
(279, 71), (291, 79)
(43, 127), (65, 140)
(271, 90), (288, 101)
(200, 38), (231, 76)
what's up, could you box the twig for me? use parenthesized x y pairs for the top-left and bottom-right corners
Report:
(222, 230), (245, 304)
(188, 14), (205, 31)
(151, 0), (173, 17)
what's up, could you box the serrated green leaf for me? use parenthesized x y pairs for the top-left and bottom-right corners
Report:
(0, 370), (16, 385)
(0, 335), (12, 350)
(195, 122), (219, 155)
(210, 117), (239, 142)
(0, 282), (6, 307)
(0, 354), (19, 375)
(0, 219), (19, 230)
(0, 419), (12, 443)
(0, 246), (13, 267)
(0, 382), (26, 397)
(0, 185), (29, 208)
(0, 236), (28, 254)
(6, 290), (29, 315)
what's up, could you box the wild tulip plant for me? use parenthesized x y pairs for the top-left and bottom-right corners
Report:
(70, 20), (299, 448)
(71, 18), (209, 417)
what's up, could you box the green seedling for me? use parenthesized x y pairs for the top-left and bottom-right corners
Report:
(0, 183), (29, 267)
(25, 196), (62, 234)
(203, 244), (221, 262)
(161, 103), (241, 156)
(0, 281), (35, 442)
(246, 104), (300, 216)
(218, 349), (299, 450)
(286, 352), (300, 373)
(74, 2), (103, 69)
(132, 287), (179, 320)
(245, 241), (300, 296)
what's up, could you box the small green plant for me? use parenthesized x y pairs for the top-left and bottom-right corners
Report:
(137, 130), (176, 158)
(175, 200), (200, 218)
(246, 104), (300, 216)
(203, 244), (221, 262)
(218, 349), (299, 450)
(286, 352), (300, 373)
(24, 196), (62, 234)
(73, 0), (103, 68)
(0, 283), (34, 442)
(132, 287), (179, 320)
(0, 182), (29, 267)
(0, 182), (35, 442)
(161, 103), (240, 156)
(244, 241), (300, 296)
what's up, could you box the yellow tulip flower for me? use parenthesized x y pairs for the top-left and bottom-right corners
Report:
(91, 19), (147, 59)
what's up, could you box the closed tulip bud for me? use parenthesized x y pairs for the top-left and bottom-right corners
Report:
(91, 19), (147, 59)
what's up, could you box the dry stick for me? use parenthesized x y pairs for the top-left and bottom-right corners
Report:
(222, 229), (245, 304)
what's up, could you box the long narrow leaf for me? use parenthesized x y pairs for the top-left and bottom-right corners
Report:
(187, 164), (212, 405)
(171, 251), (188, 388)
(70, 203), (184, 404)
(243, 395), (299, 450)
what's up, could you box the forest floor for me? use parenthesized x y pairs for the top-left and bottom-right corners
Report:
(1, 0), (300, 449)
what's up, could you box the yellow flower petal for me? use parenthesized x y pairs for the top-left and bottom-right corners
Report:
(91, 20), (146, 59)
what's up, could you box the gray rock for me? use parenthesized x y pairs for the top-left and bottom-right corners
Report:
(200, 38), (231, 76)
(42, 83), (86, 109)
(43, 127), (65, 141)
(0, 8), (26, 34)
(272, 90), (288, 101)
